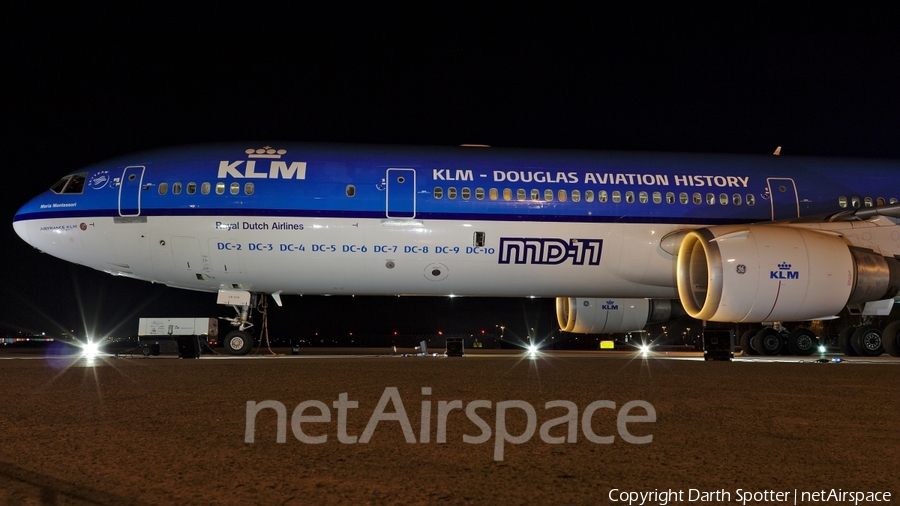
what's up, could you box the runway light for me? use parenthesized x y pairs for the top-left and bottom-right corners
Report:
(527, 344), (538, 354)
(639, 344), (650, 354)
(82, 339), (100, 359)
(818, 345), (827, 353)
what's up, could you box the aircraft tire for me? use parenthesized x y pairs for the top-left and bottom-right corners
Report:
(851, 325), (883, 357)
(740, 329), (760, 356)
(838, 326), (858, 356)
(754, 328), (784, 356)
(224, 331), (253, 356)
(882, 321), (900, 357)
(786, 328), (817, 356)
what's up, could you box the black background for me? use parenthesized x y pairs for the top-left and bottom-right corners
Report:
(4, 4), (899, 343)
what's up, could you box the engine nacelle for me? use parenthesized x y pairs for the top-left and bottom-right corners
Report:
(556, 297), (679, 334)
(676, 226), (900, 322)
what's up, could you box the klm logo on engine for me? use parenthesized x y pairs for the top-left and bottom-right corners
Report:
(770, 262), (799, 280)
(498, 238), (603, 266)
(218, 146), (307, 179)
(602, 300), (619, 310)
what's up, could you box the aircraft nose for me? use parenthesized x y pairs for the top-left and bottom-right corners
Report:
(13, 207), (31, 245)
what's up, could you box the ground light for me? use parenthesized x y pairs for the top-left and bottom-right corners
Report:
(639, 344), (650, 354)
(80, 338), (100, 359)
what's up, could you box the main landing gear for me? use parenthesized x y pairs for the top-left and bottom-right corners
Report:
(837, 319), (887, 357)
(740, 326), (818, 357)
(741, 317), (900, 357)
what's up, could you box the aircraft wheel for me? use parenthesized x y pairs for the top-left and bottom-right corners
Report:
(786, 328), (817, 356)
(882, 321), (900, 357)
(224, 331), (253, 356)
(754, 328), (784, 356)
(740, 329), (760, 356)
(838, 326), (858, 356)
(851, 325), (883, 357)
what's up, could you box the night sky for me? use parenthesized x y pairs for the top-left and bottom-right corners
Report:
(4, 4), (900, 342)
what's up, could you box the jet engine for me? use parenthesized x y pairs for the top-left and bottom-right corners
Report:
(676, 226), (900, 322)
(556, 297), (681, 334)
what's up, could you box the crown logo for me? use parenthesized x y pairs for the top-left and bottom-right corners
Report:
(778, 262), (792, 270)
(245, 146), (287, 159)
(606, 300), (615, 304)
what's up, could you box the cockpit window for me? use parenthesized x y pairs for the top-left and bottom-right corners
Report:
(65, 174), (86, 194)
(51, 176), (71, 194)
(50, 173), (87, 194)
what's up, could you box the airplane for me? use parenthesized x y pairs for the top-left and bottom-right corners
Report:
(12, 142), (900, 357)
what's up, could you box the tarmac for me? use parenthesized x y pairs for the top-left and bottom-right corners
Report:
(0, 347), (897, 505)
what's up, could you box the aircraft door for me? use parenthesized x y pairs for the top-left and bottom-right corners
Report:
(766, 177), (800, 220)
(386, 168), (416, 218)
(119, 166), (145, 217)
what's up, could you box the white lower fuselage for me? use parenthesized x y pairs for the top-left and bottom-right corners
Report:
(16, 215), (685, 299)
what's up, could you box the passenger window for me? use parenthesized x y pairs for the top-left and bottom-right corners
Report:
(230, 183), (239, 195)
(719, 193), (728, 205)
(666, 192), (675, 204)
(733, 194), (742, 205)
(201, 182), (211, 195)
(612, 191), (621, 203)
(173, 182), (182, 195)
(490, 188), (498, 200)
(244, 183), (254, 195)
(531, 189), (540, 200)
(346, 185), (356, 197)
(639, 191), (648, 204)
(517, 189), (526, 201)
(877, 197), (885, 206)
(158, 182), (168, 195)
(891, 198), (899, 204)
(706, 193), (715, 205)
(851, 196), (860, 208)
(216, 182), (225, 195)
(585, 190), (594, 202)
(434, 187), (443, 199)
(679, 192), (688, 204)
(838, 196), (847, 208)
(449, 188), (457, 199)
(503, 188), (512, 201)
(625, 191), (634, 204)
(652, 192), (661, 204)
(572, 190), (581, 202)
(544, 189), (553, 201)
(746, 194), (755, 206)
(475, 188), (484, 200)
(599, 190), (607, 203)
(693, 193), (702, 205)
(462, 187), (471, 199)
(187, 182), (197, 195)
(864, 197), (873, 207)
(558, 189), (567, 202)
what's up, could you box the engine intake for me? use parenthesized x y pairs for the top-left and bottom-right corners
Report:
(676, 226), (900, 322)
